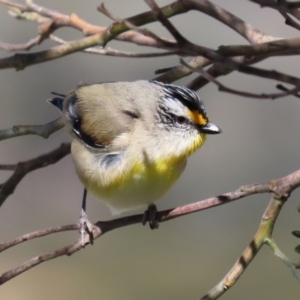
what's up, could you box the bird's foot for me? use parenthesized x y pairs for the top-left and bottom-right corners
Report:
(78, 208), (95, 246)
(142, 204), (159, 229)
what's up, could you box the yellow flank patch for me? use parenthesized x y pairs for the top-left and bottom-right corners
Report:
(131, 158), (177, 179)
(188, 110), (208, 126)
(97, 157), (184, 196)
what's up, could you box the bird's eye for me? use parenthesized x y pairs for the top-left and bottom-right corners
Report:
(175, 116), (189, 125)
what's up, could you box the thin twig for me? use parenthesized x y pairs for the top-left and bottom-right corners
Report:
(0, 36), (43, 51)
(266, 238), (300, 281)
(0, 224), (77, 252)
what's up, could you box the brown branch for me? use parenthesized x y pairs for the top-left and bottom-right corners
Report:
(0, 224), (77, 252)
(0, 164), (16, 171)
(181, 58), (300, 99)
(185, 56), (255, 90)
(251, 0), (300, 10)
(0, 0), (184, 70)
(280, 11), (300, 31)
(1, 169), (300, 286)
(277, 84), (300, 99)
(0, 117), (65, 141)
(0, 0), (185, 49)
(145, 0), (188, 45)
(2, 0), (298, 93)
(217, 38), (300, 57)
(251, 0), (300, 24)
(50, 35), (176, 58)
(157, 36), (300, 87)
(0, 143), (70, 207)
(0, 36), (43, 51)
(98, 3), (176, 49)
(183, 0), (274, 44)
(201, 169), (300, 299)
(144, 1), (300, 88)
(154, 56), (212, 83)
(0, 180), (272, 284)
(153, 0), (279, 85)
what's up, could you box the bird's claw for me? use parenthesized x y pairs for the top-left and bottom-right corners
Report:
(142, 204), (159, 229)
(78, 208), (94, 246)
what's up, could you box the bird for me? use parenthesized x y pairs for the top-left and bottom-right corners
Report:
(49, 80), (221, 228)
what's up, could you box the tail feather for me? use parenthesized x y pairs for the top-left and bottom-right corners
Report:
(47, 93), (64, 111)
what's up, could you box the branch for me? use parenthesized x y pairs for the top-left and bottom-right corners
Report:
(0, 0), (186, 63)
(218, 38), (300, 57)
(1, 0), (297, 95)
(0, 35), (43, 51)
(0, 180), (271, 284)
(0, 224), (77, 252)
(201, 169), (300, 299)
(1, 169), (300, 286)
(266, 238), (300, 280)
(0, 117), (65, 141)
(50, 35), (177, 58)
(181, 58), (300, 99)
(183, 0), (274, 44)
(0, 143), (70, 207)
(145, 1), (300, 88)
(251, 0), (300, 11)
(251, 0), (300, 30)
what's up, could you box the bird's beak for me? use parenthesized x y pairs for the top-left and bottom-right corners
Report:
(200, 122), (222, 134)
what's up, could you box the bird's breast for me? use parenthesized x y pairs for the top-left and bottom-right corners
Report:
(72, 140), (187, 213)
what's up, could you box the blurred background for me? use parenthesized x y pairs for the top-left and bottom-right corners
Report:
(0, 0), (300, 299)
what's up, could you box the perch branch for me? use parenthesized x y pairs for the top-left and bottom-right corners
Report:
(0, 180), (272, 284)
(1, 169), (300, 286)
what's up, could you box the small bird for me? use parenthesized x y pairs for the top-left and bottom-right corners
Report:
(49, 80), (221, 227)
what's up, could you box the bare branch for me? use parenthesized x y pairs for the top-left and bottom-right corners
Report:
(218, 38), (300, 57)
(141, 3), (300, 89)
(183, 0), (275, 44)
(0, 143), (70, 207)
(0, 224), (77, 253)
(201, 169), (300, 299)
(279, 11), (300, 31)
(0, 164), (16, 171)
(98, 3), (176, 49)
(145, 0), (188, 45)
(0, 117), (65, 141)
(251, 0), (300, 10)
(181, 58), (300, 99)
(0, 36), (43, 51)
(0, 0), (184, 69)
(154, 56), (212, 83)
(0, 0), (186, 50)
(0, 180), (271, 284)
(277, 84), (300, 99)
(1, 168), (300, 286)
(251, 0), (300, 25)
(50, 35), (177, 58)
